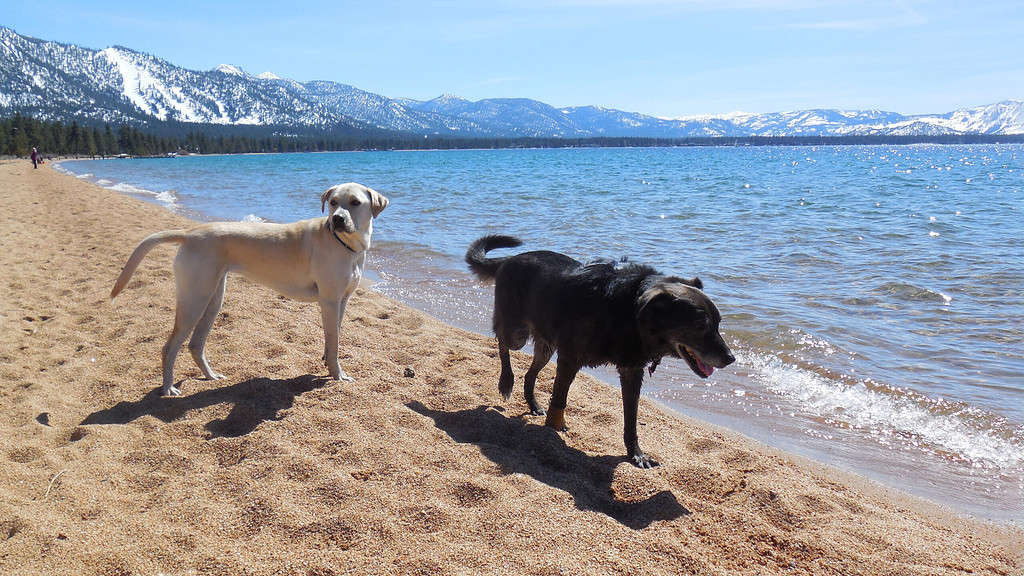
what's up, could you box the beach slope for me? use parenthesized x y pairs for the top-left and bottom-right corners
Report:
(0, 161), (1021, 575)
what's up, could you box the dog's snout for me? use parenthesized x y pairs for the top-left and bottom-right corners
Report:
(723, 350), (736, 367)
(331, 214), (345, 228)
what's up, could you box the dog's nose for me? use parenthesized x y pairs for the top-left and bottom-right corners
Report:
(332, 214), (345, 228)
(723, 351), (736, 366)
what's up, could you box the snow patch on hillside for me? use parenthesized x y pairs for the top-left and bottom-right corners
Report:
(215, 64), (245, 76)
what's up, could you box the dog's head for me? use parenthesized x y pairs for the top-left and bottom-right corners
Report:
(321, 183), (389, 252)
(637, 277), (735, 378)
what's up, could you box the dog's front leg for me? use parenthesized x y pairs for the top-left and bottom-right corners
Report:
(544, 357), (581, 431)
(319, 298), (353, 382)
(322, 295), (350, 364)
(619, 366), (657, 468)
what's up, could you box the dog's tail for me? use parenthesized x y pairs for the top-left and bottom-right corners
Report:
(110, 230), (188, 301)
(465, 235), (522, 280)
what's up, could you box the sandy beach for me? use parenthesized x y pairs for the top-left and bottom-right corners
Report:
(0, 159), (1021, 575)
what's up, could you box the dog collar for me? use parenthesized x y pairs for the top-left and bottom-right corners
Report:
(330, 228), (359, 254)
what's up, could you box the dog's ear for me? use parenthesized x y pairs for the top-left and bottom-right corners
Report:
(638, 286), (703, 331)
(688, 277), (703, 290)
(321, 185), (337, 213)
(367, 187), (389, 218)
(637, 288), (672, 326)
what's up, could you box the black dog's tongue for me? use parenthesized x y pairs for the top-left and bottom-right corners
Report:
(696, 356), (715, 377)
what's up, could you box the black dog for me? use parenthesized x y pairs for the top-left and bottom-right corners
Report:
(466, 235), (735, 468)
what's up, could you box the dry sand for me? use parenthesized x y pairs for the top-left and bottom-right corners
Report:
(0, 159), (1021, 575)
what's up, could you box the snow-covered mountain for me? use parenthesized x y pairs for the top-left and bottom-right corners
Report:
(2, 27), (1022, 137)
(0, 28), (359, 129)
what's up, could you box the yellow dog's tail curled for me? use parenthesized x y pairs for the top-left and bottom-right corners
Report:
(110, 230), (188, 301)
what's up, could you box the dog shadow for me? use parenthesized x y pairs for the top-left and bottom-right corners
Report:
(81, 375), (331, 438)
(406, 401), (689, 530)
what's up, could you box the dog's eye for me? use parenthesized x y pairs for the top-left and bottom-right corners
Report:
(329, 199), (337, 207)
(349, 199), (361, 207)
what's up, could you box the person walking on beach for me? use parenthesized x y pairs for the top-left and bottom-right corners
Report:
(31, 147), (39, 169)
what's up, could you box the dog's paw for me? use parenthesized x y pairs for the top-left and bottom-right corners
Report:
(544, 409), (567, 431)
(498, 380), (513, 401)
(530, 407), (547, 416)
(162, 385), (182, 397)
(331, 370), (355, 382)
(630, 452), (660, 469)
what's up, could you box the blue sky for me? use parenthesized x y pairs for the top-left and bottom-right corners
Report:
(4, 0), (1022, 117)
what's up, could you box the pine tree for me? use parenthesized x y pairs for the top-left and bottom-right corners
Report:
(11, 126), (29, 156)
(50, 121), (66, 154)
(103, 124), (117, 156)
(117, 125), (131, 154)
(69, 121), (82, 156)
(84, 128), (98, 157)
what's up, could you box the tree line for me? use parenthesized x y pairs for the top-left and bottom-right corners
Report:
(4, 113), (1023, 158)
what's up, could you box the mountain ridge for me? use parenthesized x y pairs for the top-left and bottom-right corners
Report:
(2, 27), (1022, 138)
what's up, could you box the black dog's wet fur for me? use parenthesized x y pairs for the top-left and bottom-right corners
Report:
(466, 234), (735, 468)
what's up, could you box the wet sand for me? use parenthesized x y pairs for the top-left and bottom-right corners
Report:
(1, 160), (1021, 575)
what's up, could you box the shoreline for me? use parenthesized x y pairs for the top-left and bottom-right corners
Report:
(1, 160), (1021, 574)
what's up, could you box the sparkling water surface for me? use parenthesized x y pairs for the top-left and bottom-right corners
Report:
(60, 145), (1024, 523)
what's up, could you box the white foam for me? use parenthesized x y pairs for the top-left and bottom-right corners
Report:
(241, 214), (266, 223)
(96, 179), (114, 186)
(104, 182), (178, 208)
(154, 191), (178, 207)
(740, 351), (1024, 470)
(109, 182), (153, 195)
(75, 172), (94, 179)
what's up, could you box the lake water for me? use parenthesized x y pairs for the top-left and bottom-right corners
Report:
(58, 145), (1024, 523)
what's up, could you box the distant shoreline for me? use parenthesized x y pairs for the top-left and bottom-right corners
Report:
(6, 111), (1024, 160)
(31, 134), (1024, 164)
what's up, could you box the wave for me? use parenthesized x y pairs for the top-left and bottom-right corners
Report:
(741, 351), (1024, 471)
(874, 281), (952, 304)
(105, 182), (178, 208)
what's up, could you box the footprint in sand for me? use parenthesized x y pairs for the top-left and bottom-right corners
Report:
(68, 428), (89, 443)
(259, 342), (287, 359)
(451, 482), (495, 507)
(687, 436), (726, 454)
(292, 518), (361, 550)
(1, 519), (26, 541)
(8, 446), (44, 463)
(398, 505), (448, 533)
(20, 314), (55, 335)
(720, 447), (758, 469)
